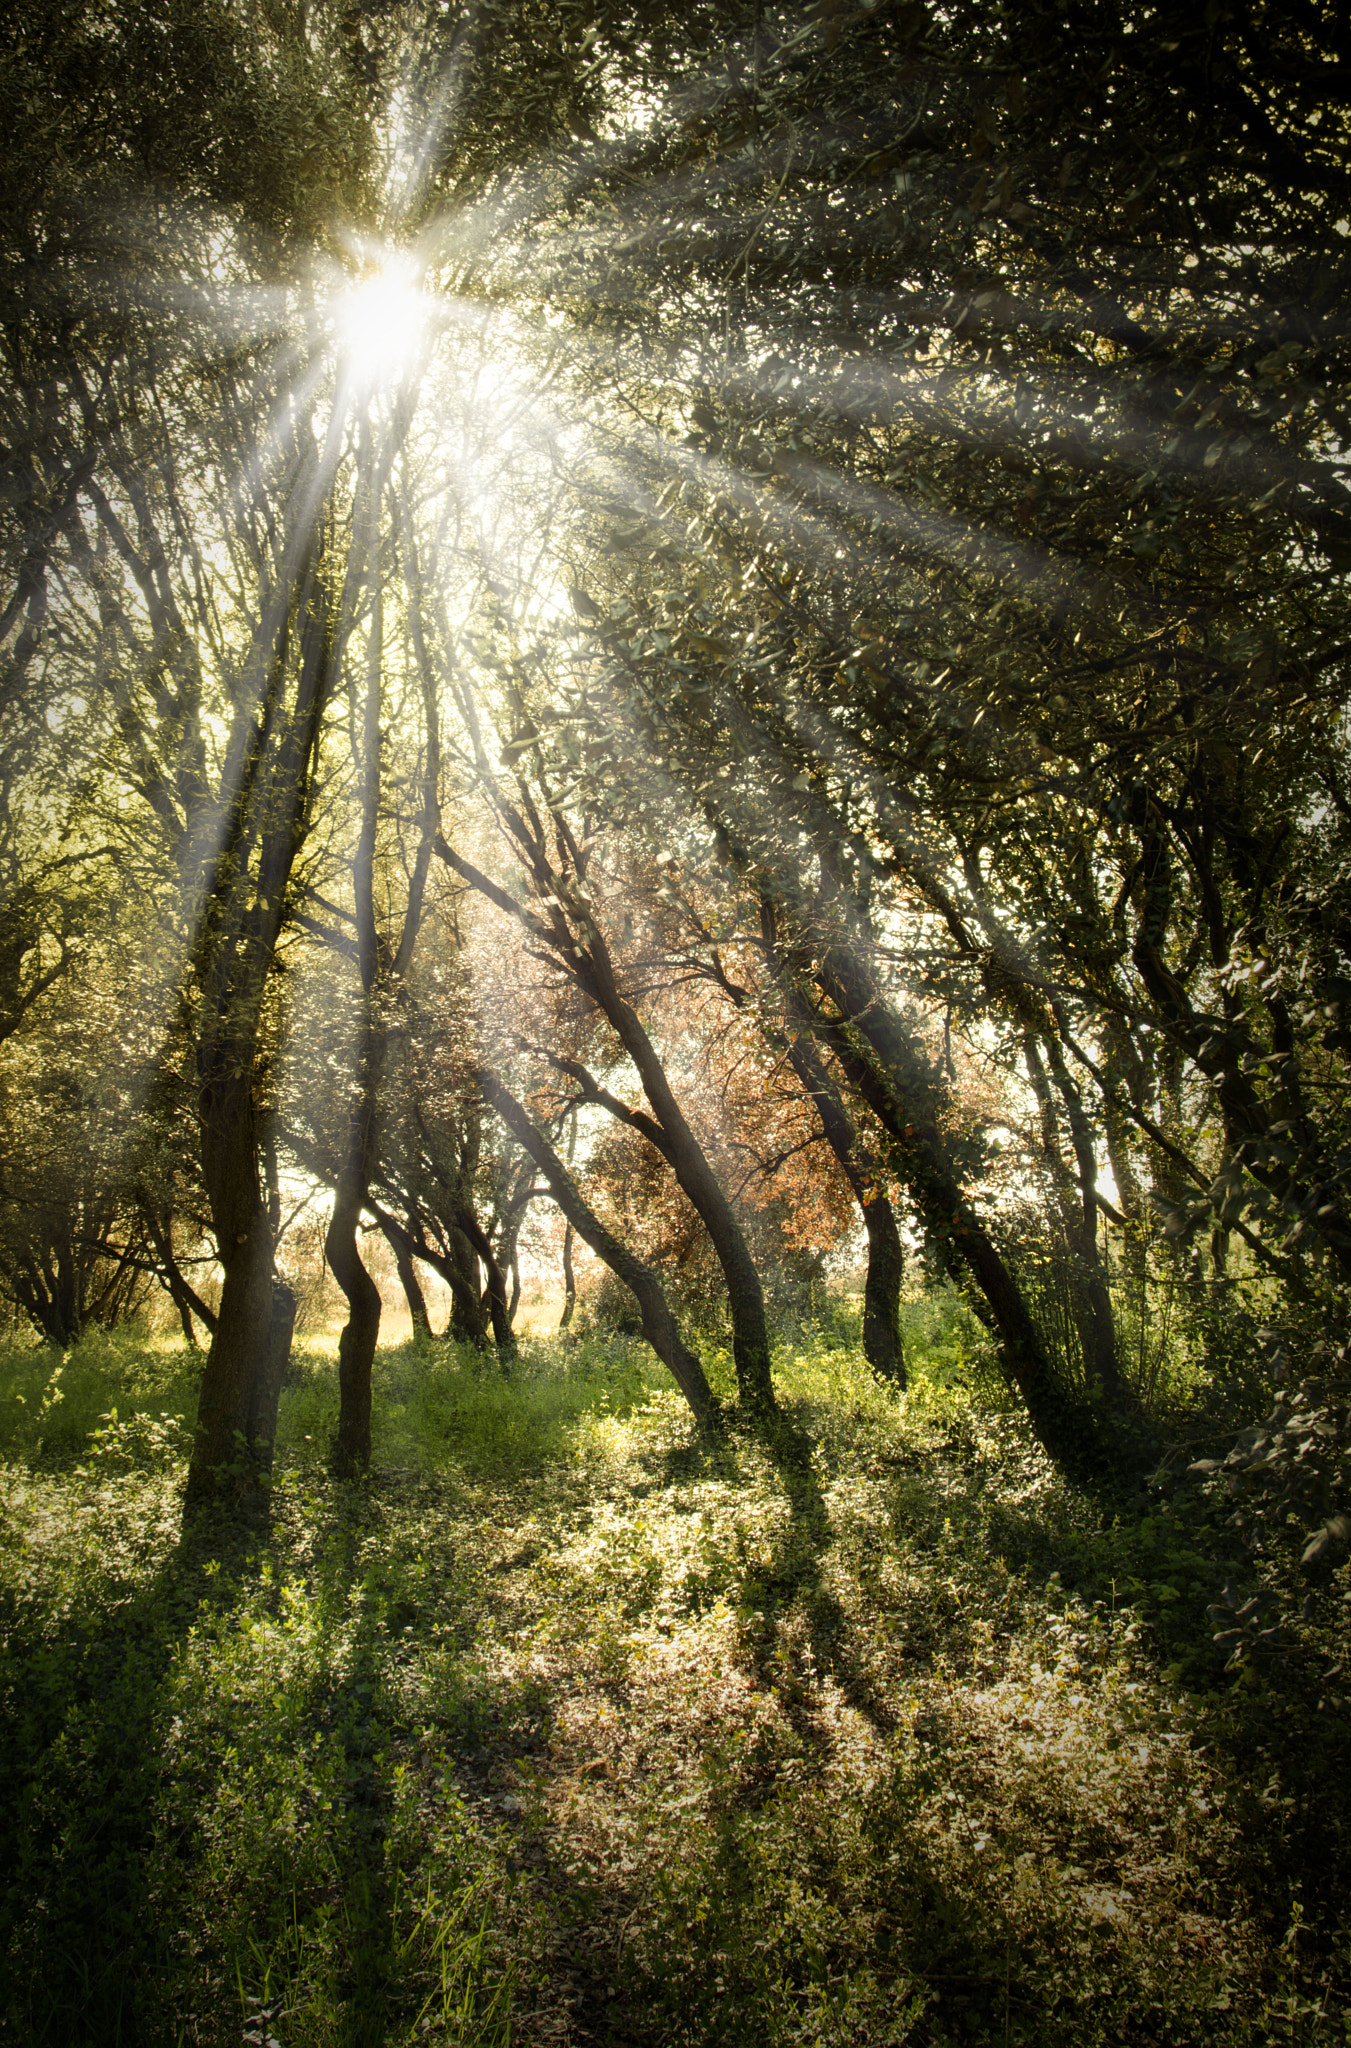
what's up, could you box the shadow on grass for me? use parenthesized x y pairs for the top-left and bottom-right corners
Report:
(655, 1401), (858, 1730)
(0, 1502), (256, 2045)
(755, 1408), (849, 1683)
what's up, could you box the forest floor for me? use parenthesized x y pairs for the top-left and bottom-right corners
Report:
(0, 1308), (1347, 2048)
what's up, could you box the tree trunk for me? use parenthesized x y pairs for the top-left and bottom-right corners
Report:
(326, 1050), (385, 1475)
(1044, 1040), (1128, 1404)
(187, 1075), (279, 1500)
(143, 1205), (217, 1347)
(184, 530), (342, 1507)
(368, 1199), (489, 1348)
(806, 945), (1115, 1479)
(560, 1221), (576, 1330)
(456, 1203), (516, 1361)
(390, 1233), (432, 1337)
(327, 1187), (382, 1477)
(780, 1023), (906, 1385)
(188, 1225), (276, 1490)
(247, 1275), (297, 1466)
(446, 1227), (490, 1346)
(1101, 1018), (1150, 1291)
(322, 1001), (386, 1467)
(594, 981), (772, 1409)
(481, 1072), (717, 1427)
(329, 451), (393, 1468)
(436, 837), (775, 1413)
(860, 1190), (907, 1385)
(1023, 1035), (1130, 1407)
(12, 1254), (77, 1346)
(173, 1290), (198, 1348)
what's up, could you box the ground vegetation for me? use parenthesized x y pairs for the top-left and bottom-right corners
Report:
(0, 1319), (1347, 2046)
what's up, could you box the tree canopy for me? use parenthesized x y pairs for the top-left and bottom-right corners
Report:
(0, 0), (1347, 1516)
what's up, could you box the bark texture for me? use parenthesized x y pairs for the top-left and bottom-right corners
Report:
(389, 1232), (432, 1337)
(560, 1221), (576, 1330)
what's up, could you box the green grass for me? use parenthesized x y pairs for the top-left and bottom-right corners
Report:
(0, 1324), (201, 1467)
(274, 1327), (666, 1477)
(0, 1319), (1346, 2046)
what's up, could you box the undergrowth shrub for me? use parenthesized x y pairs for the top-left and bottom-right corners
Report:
(0, 1325), (198, 1468)
(0, 1307), (1345, 2045)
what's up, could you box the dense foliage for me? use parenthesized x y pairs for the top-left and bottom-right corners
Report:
(0, 2), (1348, 2037)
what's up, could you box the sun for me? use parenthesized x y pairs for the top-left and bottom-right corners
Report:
(330, 253), (431, 393)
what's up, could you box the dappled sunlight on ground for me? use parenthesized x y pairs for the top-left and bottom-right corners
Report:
(0, 1325), (1344, 2045)
(441, 1382), (1263, 2045)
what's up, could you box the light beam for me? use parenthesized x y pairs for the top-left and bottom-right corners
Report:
(330, 253), (431, 394)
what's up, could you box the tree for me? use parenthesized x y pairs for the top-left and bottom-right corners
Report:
(476, 0), (1350, 1461)
(4, 0), (1347, 1505)
(436, 781), (781, 1416)
(0, 0), (395, 1500)
(0, 1044), (149, 1346)
(481, 1068), (719, 1425)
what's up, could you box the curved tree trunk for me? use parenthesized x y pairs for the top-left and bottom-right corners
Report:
(456, 1202), (516, 1361)
(446, 1227), (491, 1346)
(328, 434), (385, 1473)
(173, 1290), (198, 1348)
(368, 1199), (490, 1348)
(328, 1184), (382, 1477)
(760, 904), (1117, 1479)
(326, 999), (385, 1473)
(816, 977), (1113, 1478)
(481, 1072), (717, 1427)
(142, 1204), (217, 1349)
(582, 944), (772, 1410)
(435, 836), (776, 1415)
